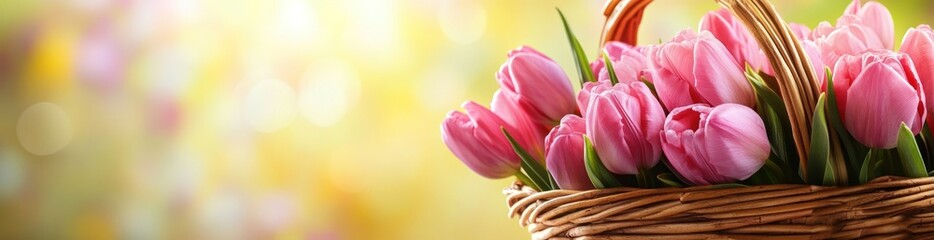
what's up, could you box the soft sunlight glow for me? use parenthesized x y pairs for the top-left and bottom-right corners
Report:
(243, 79), (298, 133)
(438, 0), (488, 44)
(299, 60), (360, 127)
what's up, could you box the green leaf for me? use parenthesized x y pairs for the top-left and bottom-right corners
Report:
(583, 135), (622, 189)
(602, 50), (619, 85)
(656, 173), (683, 187)
(557, 8), (595, 86)
(502, 127), (555, 191)
(823, 67), (868, 185)
(896, 122), (929, 178)
(859, 149), (878, 184)
(808, 93), (832, 186)
(921, 125), (934, 173)
(745, 67), (795, 175)
(514, 172), (540, 191)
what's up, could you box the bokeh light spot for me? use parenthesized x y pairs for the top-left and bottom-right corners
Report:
(17, 102), (73, 156)
(243, 79), (297, 133)
(299, 61), (360, 127)
(438, 0), (487, 44)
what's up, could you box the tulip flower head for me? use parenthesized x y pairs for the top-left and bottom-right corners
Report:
(441, 101), (521, 179)
(699, 8), (770, 72)
(496, 46), (577, 129)
(900, 25), (934, 122)
(649, 29), (755, 111)
(544, 115), (592, 190)
(660, 104), (770, 185)
(590, 41), (650, 84)
(584, 82), (666, 175)
(828, 50), (926, 149)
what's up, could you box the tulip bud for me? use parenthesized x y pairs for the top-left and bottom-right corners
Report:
(660, 104), (770, 185)
(828, 50), (926, 149)
(590, 42), (649, 84)
(497, 46), (577, 128)
(899, 25), (934, 122)
(841, 0), (894, 49)
(441, 101), (520, 178)
(649, 30), (755, 111)
(699, 8), (770, 72)
(584, 82), (666, 174)
(544, 115), (592, 190)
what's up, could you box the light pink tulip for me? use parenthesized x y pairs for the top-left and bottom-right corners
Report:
(812, 19), (885, 68)
(584, 82), (666, 174)
(828, 51), (926, 149)
(699, 8), (770, 72)
(900, 25), (934, 123)
(841, 0), (894, 49)
(649, 30), (755, 111)
(789, 23), (813, 40)
(590, 41), (649, 84)
(491, 89), (546, 158)
(544, 115), (592, 190)
(660, 103), (770, 185)
(441, 101), (521, 178)
(497, 46), (577, 128)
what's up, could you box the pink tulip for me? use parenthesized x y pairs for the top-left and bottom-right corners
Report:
(544, 115), (592, 190)
(590, 41), (649, 84)
(649, 30), (755, 111)
(441, 101), (520, 178)
(584, 82), (666, 174)
(497, 46), (577, 128)
(812, 19), (885, 69)
(576, 80), (611, 114)
(899, 25), (934, 123)
(699, 8), (770, 72)
(660, 103), (770, 185)
(841, 0), (894, 49)
(828, 50), (926, 149)
(789, 23), (813, 40)
(491, 90), (546, 158)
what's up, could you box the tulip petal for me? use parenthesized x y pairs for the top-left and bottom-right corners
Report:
(844, 61), (921, 148)
(692, 39), (755, 107)
(702, 104), (770, 181)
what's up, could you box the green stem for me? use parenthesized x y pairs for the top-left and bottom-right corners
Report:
(515, 172), (540, 191)
(637, 168), (652, 188)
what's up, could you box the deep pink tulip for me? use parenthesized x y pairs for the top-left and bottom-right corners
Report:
(497, 46), (577, 128)
(828, 51), (926, 149)
(649, 30), (755, 111)
(491, 89), (546, 158)
(841, 0), (894, 49)
(590, 41), (650, 84)
(584, 82), (666, 174)
(544, 115), (593, 190)
(441, 101), (521, 179)
(699, 8), (769, 72)
(660, 104), (770, 185)
(900, 25), (934, 122)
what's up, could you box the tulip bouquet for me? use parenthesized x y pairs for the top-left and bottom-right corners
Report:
(442, 0), (934, 192)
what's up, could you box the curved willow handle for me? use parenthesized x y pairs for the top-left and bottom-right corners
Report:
(601, 0), (844, 182)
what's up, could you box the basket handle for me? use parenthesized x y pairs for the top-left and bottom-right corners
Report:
(601, 0), (846, 182)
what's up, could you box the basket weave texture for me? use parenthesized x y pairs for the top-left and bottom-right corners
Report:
(505, 1), (934, 238)
(504, 176), (934, 239)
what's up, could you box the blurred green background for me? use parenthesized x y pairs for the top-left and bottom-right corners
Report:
(0, 0), (930, 239)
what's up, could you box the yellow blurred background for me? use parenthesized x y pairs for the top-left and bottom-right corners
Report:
(0, 0), (931, 239)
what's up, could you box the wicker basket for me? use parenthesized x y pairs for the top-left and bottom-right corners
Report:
(504, 0), (934, 239)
